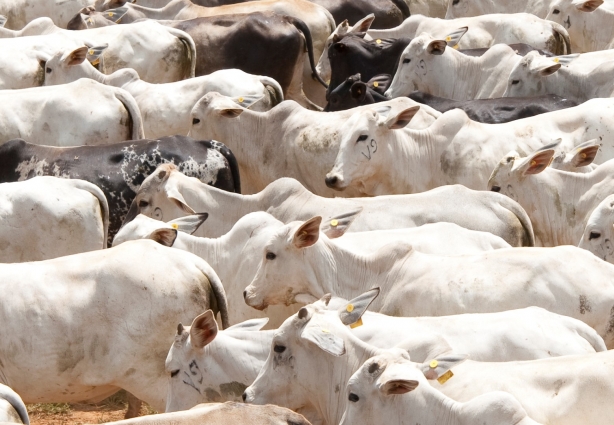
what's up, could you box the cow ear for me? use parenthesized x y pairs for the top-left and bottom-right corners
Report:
(167, 213), (208, 235)
(189, 310), (218, 349)
(338, 287), (379, 326)
(367, 74), (391, 95)
(321, 207), (363, 239)
(444, 26), (468, 48)
(574, 0), (603, 12)
(103, 7), (128, 23)
(0, 15), (7, 28)
(350, 82), (368, 101)
(384, 106), (420, 129)
(232, 95), (263, 109)
(536, 62), (561, 76)
(515, 149), (556, 175)
(570, 140), (600, 167)
(226, 317), (269, 332)
(86, 45), (107, 67)
(65, 46), (89, 66)
(551, 54), (579, 66)
(427, 40), (447, 55)
(147, 228), (177, 247)
(165, 186), (197, 214)
(350, 13), (375, 33)
(300, 315), (345, 356)
(421, 354), (468, 381)
(381, 379), (420, 395)
(293, 216), (322, 249)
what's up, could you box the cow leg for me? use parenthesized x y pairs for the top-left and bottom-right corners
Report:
(287, 56), (323, 111)
(301, 56), (326, 107)
(124, 392), (142, 419)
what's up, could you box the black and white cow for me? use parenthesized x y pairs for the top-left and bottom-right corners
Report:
(0, 136), (240, 243)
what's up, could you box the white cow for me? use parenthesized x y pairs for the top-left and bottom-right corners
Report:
(0, 20), (195, 88)
(0, 17), (59, 37)
(324, 99), (614, 196)
(124, 164), (535, 246)
(0, 240), (228, 412)
(488, 147), (614, 246)
(243, 216), (614, 347)
(174, 294), (604, 414)
(342, 349), (540, 425)
(188, 93), (439, 195)
(0, 384), (28, 424)
(0, 0), (91, 30)
(0, 78), (143, 146)
(0, 177), (108, 261)
(579, 194), (614, 262)
(43, 47), (283, 138)
(445, 0), (553, 18)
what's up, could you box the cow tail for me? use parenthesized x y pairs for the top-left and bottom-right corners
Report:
(206, 141), (242, 194)
(196, 259), (230, 329)
(258, 76), (284, 107)
(164, 26), (197, 78)
(287, 16), (329, 89)
(114, 88), (145, 140)
(1, 385), (30, 425)
(552, 23), (572, 55)
(575, 322), (608, 352)
(70, 179), (110, 249)
(390, 0), (411, 19)
(503, 197), (536, 247)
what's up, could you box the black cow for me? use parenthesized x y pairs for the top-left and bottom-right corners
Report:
(325, 73), (390, 111)
(0, 136), (240, 243)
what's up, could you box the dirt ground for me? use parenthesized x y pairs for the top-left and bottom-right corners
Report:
(27, 391), (156, 425)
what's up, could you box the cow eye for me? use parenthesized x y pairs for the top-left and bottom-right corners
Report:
(170, 370), (180, 378)
(491, 185), (501, 192)
(274, 344), (286, 353)
(348, 393), (359, 402)
(266, 252), (276, 260)
(192, 118), (201, 125)
(46, 67), (52, 74)
(511, 80), (520, 85)
(589, 231), (601, 240)
(553, 8), (560, 14)
(356, 135), (368, 143)
(403, 58), (411, 64)
(138, 200), (149, 208)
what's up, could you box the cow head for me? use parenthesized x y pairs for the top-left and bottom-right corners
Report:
(487, 147), (557, 201)
(165, 311), (269, 412)
(325, 74), (391, 112)
(579, 194), (614, 262)
(42, 45), (107, 86)
(340, 350), (468, 425)
(243, 210), (362, 310)
(67, 6), (127, 30)
(243, 289), (379, 424)
(385, 28), (467, 99)
(113, 213), (208, 247)
(503, 51), (578, 97)
(551, 139), (600, 171)
(545, 0), (604, 30)
(325, 106), (419, 194)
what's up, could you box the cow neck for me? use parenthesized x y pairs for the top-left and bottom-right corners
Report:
(104, 69), (147, 95)
(128, 0), (192, 20)
(183, 233), (225, 277)
(546, 66), (605, 104)
(367, 14), (420, 39)
(395, 387), (460, 425)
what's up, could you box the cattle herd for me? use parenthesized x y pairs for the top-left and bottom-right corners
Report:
(1, 0), (614, 424)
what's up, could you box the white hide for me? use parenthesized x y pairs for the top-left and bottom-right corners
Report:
(0, 177), (108, 261)
(0, 0), (92, 30)
(579, 194), (614, 262)
(0, 384), (28, 424)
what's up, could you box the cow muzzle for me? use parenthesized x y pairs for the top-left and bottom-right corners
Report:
(325, 173), (346, 190)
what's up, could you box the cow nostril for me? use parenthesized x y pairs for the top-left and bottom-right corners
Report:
(242, 392), (247, 402)
(243, 290), (247, 300)
(491, 185), (501, 193)
(325, 175), (338, 187)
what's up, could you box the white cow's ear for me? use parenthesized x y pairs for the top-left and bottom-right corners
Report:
(321, 207), (363, 238)
(167, 213), (208, 235)
(338, 287), (379, 326)
(293, 216), (322, 248)
(147, 228), (177, 247)
(384, 106), (420, 129)
(421, 354), (468, 381)
(301, 315), (346, 356)
(165, 186), (196, 214)
(65, 46), (89, 66)
(426, 40), (447, 55)
(573, 0), (603, 12)
(226, 317), (269, 332)
(232, 95), (264, 110)
(444, 26), (468, 48)
(350, 13), (375, 33)
(536, 62), (561, 76)
(570, 139), (600, 167)
(0, 15), (7, 28)
(515, 148), (556, 175)
(381, 379), (420, 395)
(217, 107), (244, 118)
(189, 310), (218, 349)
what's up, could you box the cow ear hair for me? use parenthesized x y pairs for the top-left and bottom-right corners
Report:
(536, 62), (561, 76)
(515, 149), (556, 175)
(65, 46), (89, 66)
(420, 353), (468, 380)
(216, 108), (244, 118)
(338, 287), (379, 326)
(0, 15), (7, 28)
(293, 216), (322, 249)
(350, 14), (375, 33)
(350, 82), (367, 101)
(147, 228), (177, 247)
(165, 186), (197, 214)
(444, 26), (468, 48)
(167, 213), (208, 235)
(570, 139), (600, 167)
(321, 207), (363, 239)
(426, 40), (447, 55)
(573, 0), (603, 12)
(381, 379), (420, 395)
(384, 106), (420, 129)
(226, 317), (269, 332)
(300, 315), (345, 356)
(190, 310), (218, 348)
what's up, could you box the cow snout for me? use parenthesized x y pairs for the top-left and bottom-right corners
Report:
(242, 392), (247, 402)
(243, 290), (247, 300)
(242, 388), (255, 403)
(491, 185), (501, 192)
(325, 175), (338, 188)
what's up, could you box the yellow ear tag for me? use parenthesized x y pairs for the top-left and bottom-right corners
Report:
(346, 303), (354, 312)
(171, 223), (179, 230)
(373, 81), (379, 88)
(553, 57), (560, 63)
(88, 18), (93, 24)
(108, 12), (114, 17)
(376, 39), (382, 44)
(429, 359), (438, 369)
(453, 44), (459, 50)
(530, 160), (537, 166)
(350, 318), (363, 329)
(331, 219), (339, 227)
(238, 97), (244, 103)
(437, 370), (454, 385)
(321, 328), (330, 333)
(91, 59), (100, 66)
(445, 36), (452, 41)
(88, 49), (94, 55)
